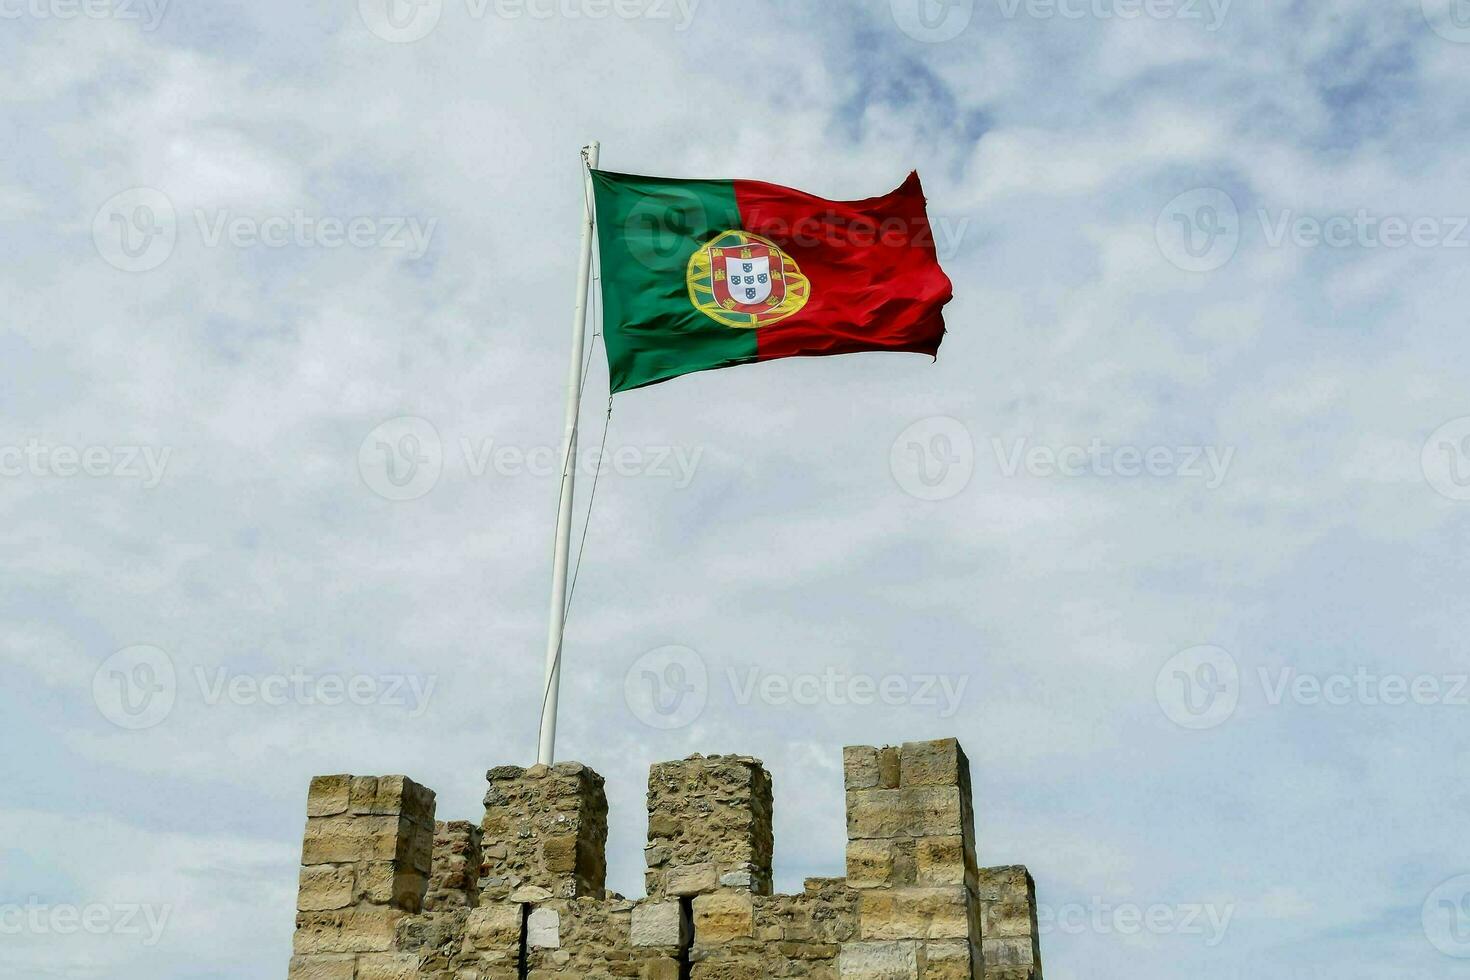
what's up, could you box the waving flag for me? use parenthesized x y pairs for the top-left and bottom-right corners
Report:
(591, 171), (954, 392)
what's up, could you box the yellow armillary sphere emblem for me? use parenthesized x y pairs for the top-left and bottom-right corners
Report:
(686, 230), (811, 328)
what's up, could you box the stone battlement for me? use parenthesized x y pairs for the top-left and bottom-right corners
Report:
(288, 739), (1044, 980)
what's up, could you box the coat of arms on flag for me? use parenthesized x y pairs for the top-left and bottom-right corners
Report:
(687, 231), (811, 328)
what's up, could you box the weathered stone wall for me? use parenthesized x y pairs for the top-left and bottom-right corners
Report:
(646, 754), (774, 900)
(287, 740), (1045, 980)
(842, 739), (982, 980)
(425, 820), (483, 912)
(689, 876), (859, 979)
(290, 775), (436, 979)
(976, 867), (1043, 980)
(480, 760), (608, 902)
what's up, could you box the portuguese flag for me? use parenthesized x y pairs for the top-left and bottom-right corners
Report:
(591, 170), (954, 392)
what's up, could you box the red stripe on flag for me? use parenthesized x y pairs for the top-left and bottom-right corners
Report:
(732, 172), (953, 363)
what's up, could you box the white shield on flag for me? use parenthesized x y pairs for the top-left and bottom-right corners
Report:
(724, 255), (772, 305)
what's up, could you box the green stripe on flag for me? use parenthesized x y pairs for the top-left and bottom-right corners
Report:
(591, 172), (755, 392)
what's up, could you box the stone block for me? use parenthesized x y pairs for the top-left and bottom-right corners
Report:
(839, 940), (920, 979)
(858, 888), (970, 942)
(526, 907), (561, 949)
(308, 776), (351, 818)
(899, 740), (966, 789)
(692, 892), (755, 945)
(302, 814), (409, 866)
(920, 939), (974, 980)
(356, 952), (423, 980)
(293, 906), (405, 955)
(915, 836), (967, 887)
(351, 776), (436, 827)
(844, 746), (881, 790)
(287, 954), (355, 980)
(299, 865), (355, 912)
(667, 862), (719, 897)
(631, 901), (690, 948)
(465, 904), (523, 953)
(846, 788), (966, 841)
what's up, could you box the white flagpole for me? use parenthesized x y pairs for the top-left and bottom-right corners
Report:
(537, 140), (601, 766)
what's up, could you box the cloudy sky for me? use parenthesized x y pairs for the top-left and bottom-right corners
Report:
(4, 0), (1470, 977)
